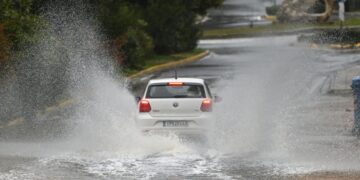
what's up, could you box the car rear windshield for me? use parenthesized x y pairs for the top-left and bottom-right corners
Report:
(146, 84), (206, 98)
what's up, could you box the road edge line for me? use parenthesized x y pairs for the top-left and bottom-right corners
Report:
(128, 50), (210, 80)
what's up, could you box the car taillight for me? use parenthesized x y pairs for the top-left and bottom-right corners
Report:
(139, 100), (151, 112)
(201, 99), (212, 112)
(168, 82), (184, 86)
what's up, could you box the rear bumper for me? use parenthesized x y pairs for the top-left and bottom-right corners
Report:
(141, 127), (208, 136)
(136, 113), (212, 135)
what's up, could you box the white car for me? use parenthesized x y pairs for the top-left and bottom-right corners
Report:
(136, 78), (218, 135)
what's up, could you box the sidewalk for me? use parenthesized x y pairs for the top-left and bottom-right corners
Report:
(329, 65), (360, 95)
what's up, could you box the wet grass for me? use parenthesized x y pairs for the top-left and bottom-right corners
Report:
(202, 23), (312, 39)
(202, 19), (360, 39)
(123, 48), (206, 76)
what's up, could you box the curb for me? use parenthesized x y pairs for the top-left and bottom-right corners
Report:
(310, 42), (360, 50)
(0, 99), (75, 130)
(128, 50), (210, 80)
(0, 50), (210, 129)
(264, 15), (277, 22)
(328, 65), (360, 96)
(0, 117), (24, 129)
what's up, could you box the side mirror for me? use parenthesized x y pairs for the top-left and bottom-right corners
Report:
(135, 96), (141, 103)
(214, 95), (222, 103)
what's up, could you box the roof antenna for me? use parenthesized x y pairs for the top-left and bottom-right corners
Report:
(174, 69), (178, 80)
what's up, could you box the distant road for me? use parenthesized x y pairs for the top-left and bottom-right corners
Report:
(202, 0), (272, 29)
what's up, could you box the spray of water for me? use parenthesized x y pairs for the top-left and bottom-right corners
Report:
(0, 1), (191, 158)
(202, 37), (298, 156)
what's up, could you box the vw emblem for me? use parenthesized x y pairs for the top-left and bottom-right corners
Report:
(173, 102), (179, 108)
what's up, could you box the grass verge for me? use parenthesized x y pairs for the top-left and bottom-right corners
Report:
(202, 19), (360, 39)
(123, 48), (206, 76)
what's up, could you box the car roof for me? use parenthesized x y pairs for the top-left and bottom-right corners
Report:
(148, 78), (205, 85)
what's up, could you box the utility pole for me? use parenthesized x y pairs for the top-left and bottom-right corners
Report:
(337, 0), (346, 29)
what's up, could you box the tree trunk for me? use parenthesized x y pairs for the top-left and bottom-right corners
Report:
(306, 0), (335, 22)
(277, 0), (336, 23)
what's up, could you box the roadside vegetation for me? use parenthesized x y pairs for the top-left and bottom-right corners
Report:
(299, 29), (360, 46)
(202, 19), (360, 39)
(0, 0), (223, 73)
(204, 0), (360, 39)
(123, 49), (206, 76)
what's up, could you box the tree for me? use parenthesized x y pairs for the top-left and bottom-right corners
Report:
(93, 0), (154, 68)
(94, 0), (143, 38)
(125, 0), (224, 15)
(191, 0), (224, 15)
(143, 0), (223, 54)
(277, 0), (335, 23)
(145, 0), (200, 54)
(0, 0), (41, 49)
(0, 24), (11, 67)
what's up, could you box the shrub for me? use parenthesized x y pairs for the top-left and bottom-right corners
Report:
(122, 28), (154, 69)
(111, 28), (154, 69)
(311, 29), (360, 44)
(0, 24), (11, 67)
(0, 0), (41, 49)
(266, 5), (280, 16)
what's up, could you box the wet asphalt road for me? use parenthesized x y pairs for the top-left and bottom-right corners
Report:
(202, 0), (272, 29)
(135, 36), (360, 178)
(2, 35), (360, 180)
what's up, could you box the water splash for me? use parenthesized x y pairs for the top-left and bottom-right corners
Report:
(0, 0), (190, 158)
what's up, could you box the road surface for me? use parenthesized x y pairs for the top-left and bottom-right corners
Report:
(202, 0), (272, 29)
(2, 35), (360, 179)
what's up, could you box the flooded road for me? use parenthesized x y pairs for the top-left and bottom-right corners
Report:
(2, 35), (360, 179)
(1, 0), (360, 179)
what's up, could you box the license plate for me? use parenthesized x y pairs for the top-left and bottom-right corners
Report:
(163, 121), (189, 127)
